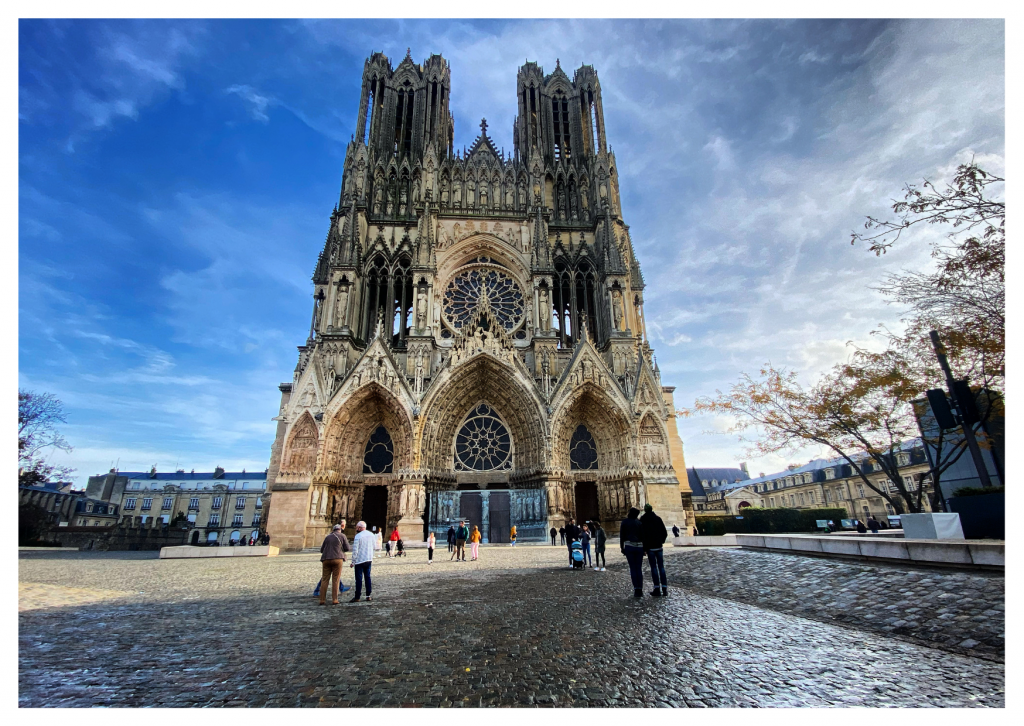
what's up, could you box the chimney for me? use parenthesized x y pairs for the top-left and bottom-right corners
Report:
(214, 467), (225, 479)
(739, 462), (749, 478)
(149, 465), (158, 478)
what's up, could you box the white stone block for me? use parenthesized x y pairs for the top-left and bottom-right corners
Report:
(819, 538), (862, 556)
(858, 539), (910, 560)
(900, 513), (965, 540)
(906, 541), (972, 565)
(968, 543), (1005, 566)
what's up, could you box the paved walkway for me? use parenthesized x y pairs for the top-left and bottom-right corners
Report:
(19, 546), (1004, 707)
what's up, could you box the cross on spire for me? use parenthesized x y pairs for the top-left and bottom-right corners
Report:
(480, 118), (488, 135)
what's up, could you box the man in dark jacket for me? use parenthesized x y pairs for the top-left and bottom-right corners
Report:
(672, 524), (680, 538)
(453, 520), (469, 561)
(564, 518), (579, 568)
(318, 523), (351, 605)
(619, 507), (645, 597)
(558, 526), (566, 545)
(446, 524), (456, 553)
(550, 527), (557, 546)
(640, 504), (668, 597)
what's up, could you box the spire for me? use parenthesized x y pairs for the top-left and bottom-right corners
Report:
(480, 117), (488, 136)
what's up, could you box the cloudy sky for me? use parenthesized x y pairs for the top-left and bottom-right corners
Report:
(18, 19), (1004, 484)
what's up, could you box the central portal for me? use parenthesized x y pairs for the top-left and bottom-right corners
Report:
(489, 491), (510, 543)
(361, 485), (388, 533)
(574, 482), (600, 524)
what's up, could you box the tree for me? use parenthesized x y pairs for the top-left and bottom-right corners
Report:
(18, 389), (75, 486)
(680, 363), (930, 514)
(19, 502), (53, 546)
(851, 162), (1004, 393)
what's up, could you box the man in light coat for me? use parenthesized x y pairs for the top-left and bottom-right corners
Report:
(349, 520), (375, 603)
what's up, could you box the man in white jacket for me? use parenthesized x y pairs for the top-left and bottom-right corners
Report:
(349, 520), (375, 603)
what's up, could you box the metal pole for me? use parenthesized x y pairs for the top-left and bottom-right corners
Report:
(929, 330), (993, 489)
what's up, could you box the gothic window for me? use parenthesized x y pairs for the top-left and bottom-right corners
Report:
(569, 425), (599, 470)
(454, 404), (512, 472)
(363, 426), (395, 474)
(442, 266), (525, 331)
(552, 258), (598, 348)
(361, 255), (413, 346)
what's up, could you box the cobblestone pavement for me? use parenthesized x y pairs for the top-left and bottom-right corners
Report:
(19, 546), (1004, 707)
(666, 548), (1005, 660)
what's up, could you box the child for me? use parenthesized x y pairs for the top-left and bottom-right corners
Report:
(427, 530), (436, 564)
(510, 524), (517, 547)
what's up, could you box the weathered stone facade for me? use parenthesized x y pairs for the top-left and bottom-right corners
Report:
(265, 51), (693, 550)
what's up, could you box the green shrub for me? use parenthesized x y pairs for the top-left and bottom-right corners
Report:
(952, 486), (1005, 498)
(695, 507), (848, 535)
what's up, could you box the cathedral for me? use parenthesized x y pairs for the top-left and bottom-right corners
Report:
(263, 50), (694, 550)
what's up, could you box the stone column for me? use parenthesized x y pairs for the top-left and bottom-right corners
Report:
(480, 491), (490, 544)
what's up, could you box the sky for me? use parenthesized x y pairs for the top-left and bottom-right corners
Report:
(18, 18), (1005, 485)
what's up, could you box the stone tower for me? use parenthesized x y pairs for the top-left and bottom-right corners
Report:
(264, 51), (694, 550)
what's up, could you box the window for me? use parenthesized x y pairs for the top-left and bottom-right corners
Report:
(93, 520), (100, 526)
(208, 514), (220, 527)
(252, 514), (261, 526)
(141, 498), (152, 511)
(232, 514), (244, 527)
(130, 482), (141, 490)
(903, 475), (917, 491)
(885, 503), (896, 515)
(212, 497), (222, 510)
(897, 453), (910, 467)
(255, 497), (263, 509)
(702, 480), (708, 486)
(799, 494), (806, 505)
(189, 497), (199, 510)
(454, 404), (512, 472)
(857, 484), (865, 498)
(824, 490), (832, 503)
(236, 496), (246, 510)
(125, 498), (137, 510)
(161, 515), (169, 524)
(808, 491), (815, 504)
(789, 495), (796, 506)
(569, 425), (599, 470)
(86, 503), (94, 512)
(825, 468), (835, 480)
(187, 514), (197, 523)
(363, 426), (396, 474)
(162, 497), (173, 510)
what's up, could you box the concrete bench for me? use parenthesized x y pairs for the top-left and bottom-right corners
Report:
(735, 534), (1003, 570)
(159, 545), (279, 559)
(674, 535), (738, 547)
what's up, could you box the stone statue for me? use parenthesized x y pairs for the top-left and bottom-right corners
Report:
(414, 350), (424, 395)
(413, 178), (421, 203)
(505, 185), (513, 208)
(415, 289), (427, 329)
(309, 488), (320, 518)
(399, 187), (407, 216)
(479, 183), (487, 208)
(453, 179), (462, 205)
(326, 363), (336, 395)
(612, 290), (624, 331)
(441, 179), (449, 205)
(373, 185), (383, 214)
(336, 285), (349, 328)
(538, 288), (551, 332)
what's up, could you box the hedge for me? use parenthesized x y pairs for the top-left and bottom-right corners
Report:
(695, 507), (849, 535)
(952, 486), (1005, 498)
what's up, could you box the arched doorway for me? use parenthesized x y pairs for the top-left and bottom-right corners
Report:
(190, 530), (200, 545)
(361, 486), (388, 533)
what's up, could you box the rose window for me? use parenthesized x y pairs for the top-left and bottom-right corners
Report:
(454, 404), (513, 471)
(442, 266), (524, 331)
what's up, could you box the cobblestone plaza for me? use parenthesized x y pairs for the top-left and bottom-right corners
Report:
(19, 546), (1003, 707)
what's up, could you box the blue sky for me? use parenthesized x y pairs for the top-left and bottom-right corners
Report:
(18, 19), (1004, 484)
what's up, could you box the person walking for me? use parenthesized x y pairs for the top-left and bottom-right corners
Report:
(349, 521), (374, 603)
(469, 525), (482, 560)
(672, 524), (680, 539)
(580, 525), (593, 569)
(641, 504), (668, 597)
(559, 526), (566, 545)
(318, 523), (351, 606)
(564, 519), (579, 568)
(452, 520), (469, 561)
(867, 516), (880, 534)
(388, 527), (400, 558)
(550, 526), (557, 546)
(593, 522), (607, 571)
(374, 527), (383, 551)
(446, 524), (456, 553)
(510, 525), (517, 547)
(620, 507), (646, 597)
(427, 530), (436, 564)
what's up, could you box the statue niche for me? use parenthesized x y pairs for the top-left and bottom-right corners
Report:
(283, 415), (319, 473)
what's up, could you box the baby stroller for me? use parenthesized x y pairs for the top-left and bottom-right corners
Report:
(570, 540), (585, 570)
(395, 538), (406, 557)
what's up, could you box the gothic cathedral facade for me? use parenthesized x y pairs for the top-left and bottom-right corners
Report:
(264, 51), (694, 550)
